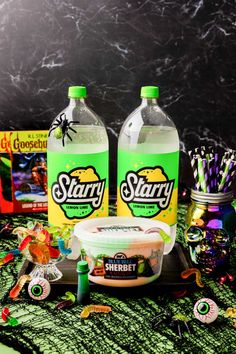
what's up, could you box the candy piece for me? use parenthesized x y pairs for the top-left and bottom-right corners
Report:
(145, 227), (171, 244)
(13, 226), (29, 238)
(9, 249), (21, 256)
(181, 268), (204, 288)
(28, 278), (51, 300)
(6, 316), (19, 326)
(18, 235), (33, 251)
(55, 292), (76, 310)
(9, 275), (31, 299)
(48, 245), (60, 259)
(28, 243), (50, 264)
(0, 250), (20, 263)
(1, 307), (19, 327)
(194, 298), (218, 323)
(0, 253), (14, 267)
(36, 229), (50, 243)
(80, 305), (112, 319)
(0, 251), (8, 258)
(1, 307), (10, 321)
(58, 238), (72, 255)
(225, 308), (236, 319)
(30, 222), (44, 233)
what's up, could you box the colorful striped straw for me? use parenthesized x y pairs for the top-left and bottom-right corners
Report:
(197, 157), (207, 193)
(218, 159), (234, 192)
(188, 151), (200, 190)
(188, 146), (236, 193)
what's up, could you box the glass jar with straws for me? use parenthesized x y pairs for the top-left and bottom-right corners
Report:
(185, 146), (236, 274)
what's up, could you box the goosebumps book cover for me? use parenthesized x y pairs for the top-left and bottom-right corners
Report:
(0, 131), (48, 213)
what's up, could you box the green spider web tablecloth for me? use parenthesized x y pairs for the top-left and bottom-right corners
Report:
(0, 205), (236, 354)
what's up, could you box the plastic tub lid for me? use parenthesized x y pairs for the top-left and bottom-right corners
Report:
(74, 216), (170, 245)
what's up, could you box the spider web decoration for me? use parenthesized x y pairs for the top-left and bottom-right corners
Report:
(1, 207), (236, 354)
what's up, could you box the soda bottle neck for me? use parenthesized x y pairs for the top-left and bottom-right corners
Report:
(140, 98), (158, 106)
(69, 98), (86, 107)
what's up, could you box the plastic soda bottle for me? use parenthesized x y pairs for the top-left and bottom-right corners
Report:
(47, 86), (109, 227)
(117, 86), (179, 254)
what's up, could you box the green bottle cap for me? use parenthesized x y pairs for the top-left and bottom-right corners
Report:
(68, 86), (87, 98)
(77, 260), (89, 274)
(140, 86), (159, 98)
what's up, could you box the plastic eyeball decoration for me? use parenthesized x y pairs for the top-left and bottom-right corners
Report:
(28, 278), (51, 300)
(194, 298), (219, 324)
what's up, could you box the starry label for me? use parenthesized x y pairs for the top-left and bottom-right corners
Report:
(52, 167), (106, 219)
(47, 150), (108, 224)
(120, 167), (174, 218)
(117, 150), (179, 225)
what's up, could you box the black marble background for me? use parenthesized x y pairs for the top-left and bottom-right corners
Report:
(0, 0), (236, 196)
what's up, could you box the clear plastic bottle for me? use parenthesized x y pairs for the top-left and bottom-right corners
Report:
(117, 86), (179, 254)
(47, 86), (109, 227)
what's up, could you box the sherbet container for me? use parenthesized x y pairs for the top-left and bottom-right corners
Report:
(73, 216), (170, 287)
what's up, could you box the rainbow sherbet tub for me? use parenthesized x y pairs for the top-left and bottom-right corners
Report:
(74, 217), (170, 287)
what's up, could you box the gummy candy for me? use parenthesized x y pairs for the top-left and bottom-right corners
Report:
(225, 307), (236, 319)
(9, 249), (21, 256)
(0, 249), (20, 259)
(80, 305), (112, 318)
(1, 307), (10, 321)
(55, 291), (76, 310)
(35, 229), (50, 243)
(145, 227), (171, 244)
(18, 235), (33, 251)
(181, 268), (204, 288)
(58, 238), (72, 255)
(48, 245), (60, 258)
(28, 243), (50, 264)
(9, 274), (31, 299)
(0, 251), (8, 258)
(0, 253), (14, 267)
(48, 245), (60, 259)
(1, 307), (19, 327)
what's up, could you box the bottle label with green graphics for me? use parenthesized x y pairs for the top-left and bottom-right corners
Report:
(48, 150), (108, 226)
(117, 150), (179, 226)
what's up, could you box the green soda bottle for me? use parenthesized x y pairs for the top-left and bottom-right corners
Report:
(117, 86), (179, 254)
(47, 86), (109, 227)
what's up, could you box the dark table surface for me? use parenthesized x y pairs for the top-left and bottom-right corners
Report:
(1, 205), (236, 354)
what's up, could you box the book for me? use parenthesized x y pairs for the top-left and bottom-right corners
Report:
(0, 131), (48, 213)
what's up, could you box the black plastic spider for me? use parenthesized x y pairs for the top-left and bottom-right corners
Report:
(49, 113), (80, 146)
(150, 310), (191, 339)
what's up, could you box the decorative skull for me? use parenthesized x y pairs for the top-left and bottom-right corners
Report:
(185, 225), (231, 274)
